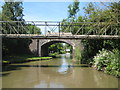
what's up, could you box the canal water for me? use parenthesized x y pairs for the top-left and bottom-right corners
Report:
(2, 54), (119, 88)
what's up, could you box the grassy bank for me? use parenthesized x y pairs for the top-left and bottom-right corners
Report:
(2, 55), (52, 64)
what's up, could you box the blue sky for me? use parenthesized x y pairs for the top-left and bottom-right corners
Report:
(23, 2), (87, 21)
(21, 2), (88, 34)
(0, 2), (110, 21)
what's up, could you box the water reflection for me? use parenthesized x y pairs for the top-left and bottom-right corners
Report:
(2, 54), (119, 88)
(58, 54), (69, 74)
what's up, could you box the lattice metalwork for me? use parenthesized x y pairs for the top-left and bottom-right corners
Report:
(0, 21), (119, 36)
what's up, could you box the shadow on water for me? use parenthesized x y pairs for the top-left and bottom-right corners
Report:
(2, 64), (21, 72)
(0, 73), (10, 77)
(3, 64), (88, 67)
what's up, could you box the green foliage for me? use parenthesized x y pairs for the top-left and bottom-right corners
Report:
(48, 43), (65, 57)
(62, 2), (120, 35)
(93, 49), (111, 70)
(81, 40), (104, 64)
(2, 1), (120, 78)
(61, 2), (120, 72)
(49, 52), (60, 58)
(68, 0), (79, 20)
(2, 1), (42, 57)
(48, 43), (72, 58)
(2, 1), (24, 21)
(105, 49), (120, 77)
(75, 46), (81, 64)
(26, 24), (41, 34)
(81, 39), (120, 64)
(2, 38), (32, 56)
(49, 43), (63, 53)
(48, 43), (71, 54)
(93, 49), (120, 77)
(2, 1), (33, 56)
(2, 1), (25, 34)
(61, 0), (80, 34)
(83, 2), (120, 35)
(83, 2), (95, 16)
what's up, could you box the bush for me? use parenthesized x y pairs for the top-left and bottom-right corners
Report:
(49, 52), (60, 58)
(93, 49), (120, 77)
(75, 46), (82, 64)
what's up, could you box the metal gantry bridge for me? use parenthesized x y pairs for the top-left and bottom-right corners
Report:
(0, 21), (120, 39)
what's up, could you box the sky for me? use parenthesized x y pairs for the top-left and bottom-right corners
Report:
(21, 2), (88, 34)
(22, 2), (87, 21)
(0, 2), (87, 21)
(0, 1), (116, 21)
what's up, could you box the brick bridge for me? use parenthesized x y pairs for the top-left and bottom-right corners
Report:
(29, 39), (83, 57)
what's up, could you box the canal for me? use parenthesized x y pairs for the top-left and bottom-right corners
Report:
(2, 54), (119, 88)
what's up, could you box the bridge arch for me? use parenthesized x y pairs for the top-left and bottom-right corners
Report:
(29, 39), (83, 57)
(40, 39), (75, 56)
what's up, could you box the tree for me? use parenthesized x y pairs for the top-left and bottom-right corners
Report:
(83, 2), (120, 35)
(49, 43), (64, 54)
(2, 1), (32, 56)
(83, 2), (95, 19)
(68, 0), (79, 21)
(27, 24), (41, 34)
(109, 2), (120, 23)
(80, 2), (120, 64)
(61, 0), (80, 34)
(2, 1), (24, 21)
(2, 1), (25, 34)
(61, 2), (120, 65)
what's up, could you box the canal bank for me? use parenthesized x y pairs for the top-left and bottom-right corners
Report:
(2, 55), (52, 64)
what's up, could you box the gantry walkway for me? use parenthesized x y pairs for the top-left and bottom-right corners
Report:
(0, 21), (120, 39)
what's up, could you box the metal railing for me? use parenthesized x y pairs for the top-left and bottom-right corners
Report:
(0, 21), (119, 36)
